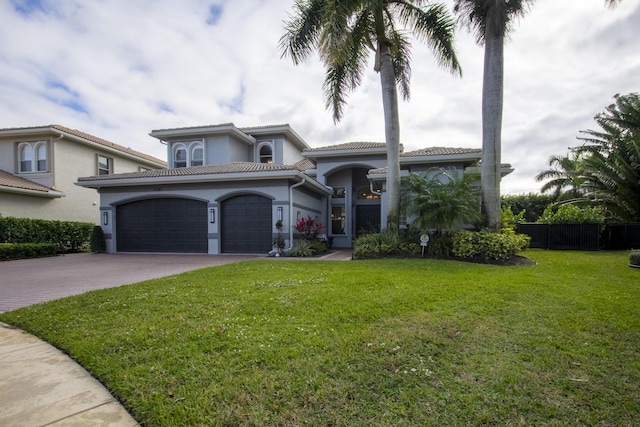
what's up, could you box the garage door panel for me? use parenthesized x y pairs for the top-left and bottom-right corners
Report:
(221, 195), (272, 253)
(116, 198), (207, 253)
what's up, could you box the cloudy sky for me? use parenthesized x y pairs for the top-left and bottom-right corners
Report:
(1, 0), (638, 194)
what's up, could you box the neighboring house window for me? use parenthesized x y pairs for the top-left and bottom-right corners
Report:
(19, 144), (33, 172)
(259, 144), (273, 164)
(191, 144), (204, 166)
(18, 142), (48, 173)
(36, 143), (47, 171)
(172, 141), (203, 168)
(98, 155), (113, 175)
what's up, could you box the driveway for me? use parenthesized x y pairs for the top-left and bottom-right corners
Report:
(0, 253), (259, 313)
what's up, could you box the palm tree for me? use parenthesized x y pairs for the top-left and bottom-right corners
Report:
(280, 0), (461, 232)
(453, 0), (534, 230)
(575, 93), (640, 222)
(535, 151), (585, 201)
(605, 0), (622, 8)
(401, 168), (482, 234)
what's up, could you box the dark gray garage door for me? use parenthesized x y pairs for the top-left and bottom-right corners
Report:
(221, 194), (272, 253)
(116, 198), (208, 253)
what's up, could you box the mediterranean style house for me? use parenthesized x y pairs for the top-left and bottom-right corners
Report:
(0, 125), (166, 223)
(77, 123), (513, 254)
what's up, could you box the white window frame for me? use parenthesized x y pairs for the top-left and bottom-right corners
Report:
(97, 154), (113, 175)
(172, 140), (204, 168)
(18, 141), (48, 173)
(257, 141), (273, 164)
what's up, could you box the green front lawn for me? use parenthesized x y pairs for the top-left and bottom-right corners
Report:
(1, 250), (638, 426)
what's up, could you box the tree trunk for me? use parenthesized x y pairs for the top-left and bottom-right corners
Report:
(481, 32), (504, 231)
(378, 43), (401, 233)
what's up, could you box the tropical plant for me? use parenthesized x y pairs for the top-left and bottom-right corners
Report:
(280, 0), (461, 232)
(294, 215), (324, 240)
(535, 151), (586, 201)
(575, 93), (640, 222)
(401, 168), (482, 234)
(536, 204), (606, 225)
(453, 0), (535, 230)
(501, 193), (554, 222)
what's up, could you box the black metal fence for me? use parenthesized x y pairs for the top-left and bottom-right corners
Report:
(517, 223), (640, 251)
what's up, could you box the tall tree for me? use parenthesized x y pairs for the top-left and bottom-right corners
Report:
(453, 0), (534, 230)
(576, 93), (640, 222)
(280, 0), (461, 231)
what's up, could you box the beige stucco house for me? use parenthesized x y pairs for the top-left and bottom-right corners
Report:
(0, 125), (166, 223)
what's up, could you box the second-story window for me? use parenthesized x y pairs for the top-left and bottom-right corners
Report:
(174, 146), (187, 168)
(173, 141), (203, 168)
(191, 145), (204, 166)
(259, 144), (273, 164)
(18, 141), (48, 173)
(98, 155), (113, 175)
(19, 144), (33, 172)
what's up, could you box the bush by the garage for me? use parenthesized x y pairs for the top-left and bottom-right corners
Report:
(90, 225), (107, 253)
(0, 243), (58, 260)
(0, 217), (93, 253)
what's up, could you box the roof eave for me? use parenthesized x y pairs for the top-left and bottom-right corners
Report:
(242, 125), (310, 150)
(0, 185), (65, 198)
(149, 124), (256, 145)
(76, 170), (332, 194)
(303, 148), (387, 158)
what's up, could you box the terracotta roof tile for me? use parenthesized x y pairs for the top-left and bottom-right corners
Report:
(303, 141), (387, 152)
(78, 162), (300, 182)
(401, 147), (481, 157)
(0, 125), (166, 166)
(0, 170), (55, 193)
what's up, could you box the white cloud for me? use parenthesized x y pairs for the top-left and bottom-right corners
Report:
(0, 0), (638, 194)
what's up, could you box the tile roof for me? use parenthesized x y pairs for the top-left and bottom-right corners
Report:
(293, 158), (316, 171)
(0, 125), (166, 166)
(0, 169), (55, 193)
(78, 162), (302, 182)
(401, 147), (481, 157)
(303, 141), (387, 152)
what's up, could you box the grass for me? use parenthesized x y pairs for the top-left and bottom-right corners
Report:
(1, 250), (639, 426)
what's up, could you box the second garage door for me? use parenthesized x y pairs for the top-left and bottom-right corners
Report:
(116, 198), (208, 253)
(221, 194), (272, 253)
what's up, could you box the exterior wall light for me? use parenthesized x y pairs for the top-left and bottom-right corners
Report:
(277, 206), (283, 221)
(102, 211), (108, 225)
(210, 208), (216, 223)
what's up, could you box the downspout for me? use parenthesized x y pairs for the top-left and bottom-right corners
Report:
(288, 177), (306, 250)
(52, 133), (64, 190)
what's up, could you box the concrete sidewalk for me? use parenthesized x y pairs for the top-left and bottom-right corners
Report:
(0, 322), (139, 426)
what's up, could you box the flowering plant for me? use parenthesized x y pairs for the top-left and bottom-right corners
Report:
(295, 215), (324, 240)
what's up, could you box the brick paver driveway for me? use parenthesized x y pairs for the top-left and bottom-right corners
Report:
(0, 253), (259, 313)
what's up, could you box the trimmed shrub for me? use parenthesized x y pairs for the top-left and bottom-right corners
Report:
(0, 243), (58, 260)
(353, 232), (420, 259)
(630, 250), (640, 267)
(501, 193), (555, 222)
(452, 230), (531, 261)
(537, 204), (605, 224)
(0, 217), (93, 253)
(90, 226), (107, 253)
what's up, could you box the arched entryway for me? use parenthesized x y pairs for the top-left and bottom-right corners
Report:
(221, 194), (272, 253)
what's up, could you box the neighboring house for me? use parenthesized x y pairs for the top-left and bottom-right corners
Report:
(77, 123), (513, 254)
(0, 125), (166, 223)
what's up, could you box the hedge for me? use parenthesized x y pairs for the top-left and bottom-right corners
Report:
(452, 230), (531, 261)
(0, 243), (58, 260)
(0, 217), (93, 253)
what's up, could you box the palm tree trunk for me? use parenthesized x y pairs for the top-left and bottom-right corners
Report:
(481, 31), (504, 231)
(378, 43), (401, 232)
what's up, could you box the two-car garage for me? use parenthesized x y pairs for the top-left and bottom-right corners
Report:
(115, 195), (272, 254)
